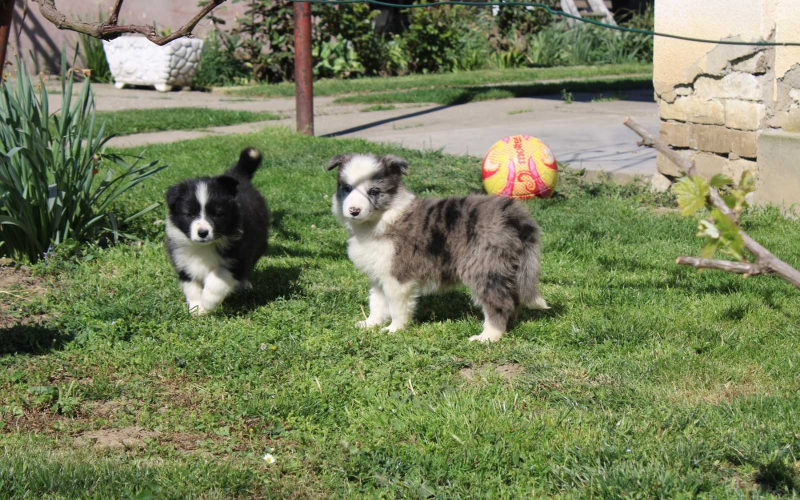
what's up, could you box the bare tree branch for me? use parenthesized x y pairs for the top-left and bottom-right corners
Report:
(33, 0), (227, 46)
(624, 117), (800, 290)
(676, 257), (768, 276)
(107, 0), (124, 26)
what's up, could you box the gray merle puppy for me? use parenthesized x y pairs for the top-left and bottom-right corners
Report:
(328, 153), (547, 343)
(165, 148), (270, 315)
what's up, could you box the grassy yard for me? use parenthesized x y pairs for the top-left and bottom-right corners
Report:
(2, 127), (800, 499)
(96, 108), (281, 137)
(334, 76), (653, 106)
(227, 63), (652, 99)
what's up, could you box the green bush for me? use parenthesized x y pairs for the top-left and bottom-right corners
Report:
(0, 58), (166, 263)
(316, 3), (389, 77)
(230, 0), (295, 83)
(199, 2), (652, 82)
(313, 40), (365, 79)
(401, 3), (466, 74)
(194, 31), (250, 87)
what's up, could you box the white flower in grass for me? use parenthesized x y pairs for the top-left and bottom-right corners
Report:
(263, 453), (276, 465)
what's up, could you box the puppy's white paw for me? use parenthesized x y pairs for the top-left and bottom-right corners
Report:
(383, 322), (405, 333)
(187, 301), (205, 316)
(469, 332), (503, 343)
(356, 318), (384, 329)
(189, 306), (207, 316)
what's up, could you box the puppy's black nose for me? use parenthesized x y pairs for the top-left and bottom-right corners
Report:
(197, 229), (209, 238)
(349, 207), (361, 217)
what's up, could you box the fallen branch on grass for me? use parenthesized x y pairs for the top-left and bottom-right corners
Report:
(624, 117), (800, 290)
(33, 0), (227, 46)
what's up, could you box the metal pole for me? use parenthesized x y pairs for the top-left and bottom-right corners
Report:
(294, 0), (313, 135)
(0, 0), (15, 79)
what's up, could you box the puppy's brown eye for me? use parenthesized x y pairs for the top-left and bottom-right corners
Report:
(341, 184), (352, 193)
(368, 188), (380, 196)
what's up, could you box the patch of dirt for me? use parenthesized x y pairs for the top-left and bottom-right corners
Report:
(459, 363), (524, 383)
(162, 431), (207, 452)
(0, 262), (48, 329)
(700, 382), (764, 404)
(75, 426), (160, 450)
(494, 363), (524, 380)
(84, 399), (130, 418)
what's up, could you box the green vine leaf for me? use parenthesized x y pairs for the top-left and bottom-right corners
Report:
(709, 174), (733, 189)
(712, 209), (745, 261)
(673, 176), (710, 216)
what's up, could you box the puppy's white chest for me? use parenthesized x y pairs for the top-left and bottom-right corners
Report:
(174, 244), (226, 282)
(348, 237), (394, 281)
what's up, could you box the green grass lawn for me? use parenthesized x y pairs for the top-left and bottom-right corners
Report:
(2, 127), (800, 499)
(96, 107), (281, 137)
(334, 76), (653, 106)
(227, 63), (652, 99)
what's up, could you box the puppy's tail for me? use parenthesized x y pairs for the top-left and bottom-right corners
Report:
(517, 224), (549, 310)
(226, 148), (263, 181)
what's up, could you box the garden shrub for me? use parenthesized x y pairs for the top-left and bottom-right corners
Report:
(229, 0), (295, 83)
(194, 31), (251, 87)
(316, 3), (389, 76)
(401, 3), (466, 74)
(196, 1), (654, 85)
(0, 57), (166, 263)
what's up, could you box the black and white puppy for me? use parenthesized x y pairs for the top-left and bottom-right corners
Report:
(328, 153), (548, 343)
(165, 148), (269, 315)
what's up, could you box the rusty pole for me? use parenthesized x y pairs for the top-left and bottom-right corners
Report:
(0, 0), (15, 79)
(293, 0), (313, 135)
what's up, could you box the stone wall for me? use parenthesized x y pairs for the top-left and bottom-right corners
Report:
(652, 0), (800, 212)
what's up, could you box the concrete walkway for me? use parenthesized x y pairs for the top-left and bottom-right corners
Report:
(84, 83), (658, 177)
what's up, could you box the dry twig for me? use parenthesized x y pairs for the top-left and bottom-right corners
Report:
(624, 117), (800, 290)
(33, 0), (227, 46)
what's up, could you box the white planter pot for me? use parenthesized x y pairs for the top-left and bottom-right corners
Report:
(103, 36), (204, 92)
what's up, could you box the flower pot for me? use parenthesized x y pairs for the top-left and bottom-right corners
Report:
(103, 36), (203, 92)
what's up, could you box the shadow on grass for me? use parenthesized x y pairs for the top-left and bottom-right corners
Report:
(0, 323), (72, 356)
(223, 265), (304, 313)
(270, 210), (301, 241)
(754, 457), (800, 496)
(414, 289), (566, 325)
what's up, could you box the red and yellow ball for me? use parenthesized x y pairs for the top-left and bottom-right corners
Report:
(482, 135), (558, 199)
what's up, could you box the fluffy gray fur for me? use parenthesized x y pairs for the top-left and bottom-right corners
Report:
(328, 153), (547, 343)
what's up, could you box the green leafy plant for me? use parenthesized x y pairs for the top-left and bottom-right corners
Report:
(673, 172), (756, 263)
(316, 3), (388, 77)
(401, 3), (464, 74)
(526, 26), (567, 67)
(228, 0), (295, 83)
(27, 382), (81, 416)
(0, 56), (166, 263)
(194, 30), (250, 87)
(313, 39), (365, 79)
(561, 88), (574, 104)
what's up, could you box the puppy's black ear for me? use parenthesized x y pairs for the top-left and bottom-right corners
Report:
(217, 176), (240, 197)
(382, 155), (409, 176)
(166, 183), (186, 212)
(327, 154), (352, 171)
